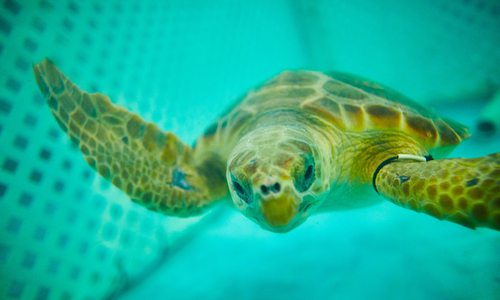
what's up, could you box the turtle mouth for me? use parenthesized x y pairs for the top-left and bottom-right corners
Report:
(256, 193), (304, 233)
(261, 195), (298, 226)
(262, 223), (299, 233)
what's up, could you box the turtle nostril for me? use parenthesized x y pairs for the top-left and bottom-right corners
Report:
(260, 182), (281, 195)
(272, 182), (281, 193)
(260, 185), (269, 195)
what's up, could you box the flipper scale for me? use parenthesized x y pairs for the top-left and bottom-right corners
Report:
(33, 59), (221, 216)
(376, 153), (500, 230)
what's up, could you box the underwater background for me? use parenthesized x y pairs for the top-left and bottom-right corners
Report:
(0, 0), (499, 299)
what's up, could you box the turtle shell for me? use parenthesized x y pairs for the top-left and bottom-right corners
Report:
(199, 70), (469, 157)
(245, 71), (468, 149)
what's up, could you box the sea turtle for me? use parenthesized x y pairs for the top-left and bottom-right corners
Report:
(33, 59), (499, 232)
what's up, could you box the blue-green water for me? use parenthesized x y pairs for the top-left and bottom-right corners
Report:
(0, 1), (499, 299)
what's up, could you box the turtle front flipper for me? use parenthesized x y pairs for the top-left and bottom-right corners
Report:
(33, 58), (224, 216)
(374, 153), (500, 230)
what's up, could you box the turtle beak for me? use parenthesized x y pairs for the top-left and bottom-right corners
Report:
(259, 192), (300, 232)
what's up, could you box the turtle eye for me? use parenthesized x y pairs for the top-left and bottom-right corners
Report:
(294, 157), (315, 193)
(231, 176), (252, 204)
(304, 164), (313, 181)
(302, 163), (315, 191)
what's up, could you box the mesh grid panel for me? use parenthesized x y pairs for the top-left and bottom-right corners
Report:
(0, 1), (309, 299)
(0, 0), (498, 299)
(0, 2), (183, 297)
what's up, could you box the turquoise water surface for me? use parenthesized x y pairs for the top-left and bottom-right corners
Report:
(0, 1), (499, 299)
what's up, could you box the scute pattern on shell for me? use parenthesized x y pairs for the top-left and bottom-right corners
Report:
(209, 70), (469, 152)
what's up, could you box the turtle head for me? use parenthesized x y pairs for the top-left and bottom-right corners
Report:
(227, 126), (330, 233)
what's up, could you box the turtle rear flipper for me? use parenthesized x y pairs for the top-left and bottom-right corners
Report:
(33, 58), (222, 216)
(374, 153), (500, 230)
